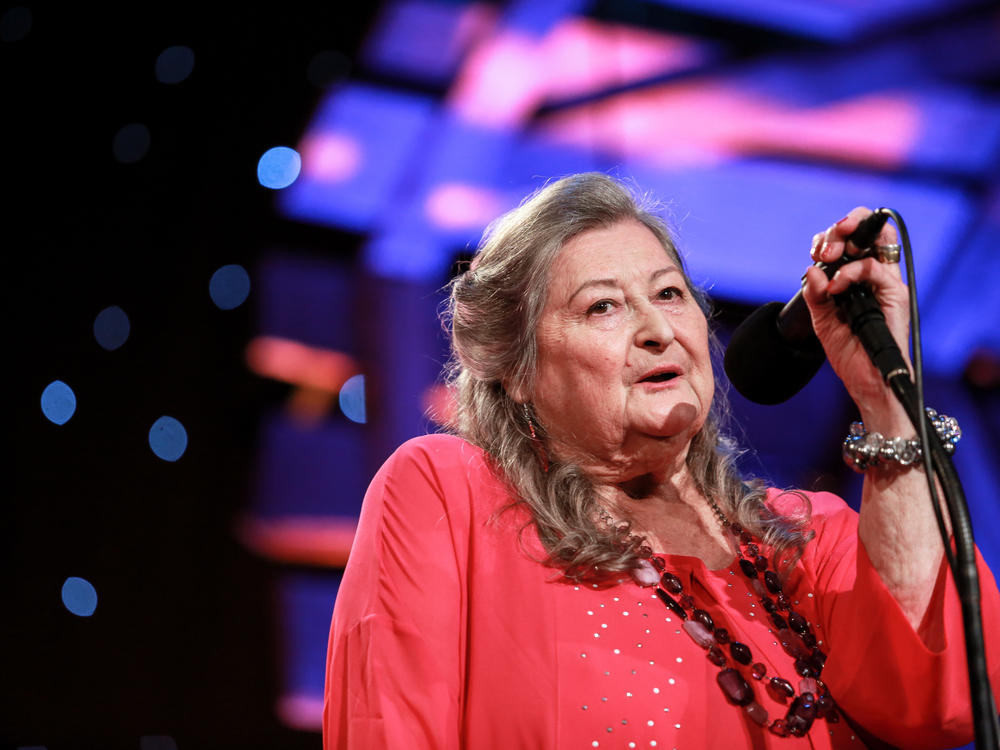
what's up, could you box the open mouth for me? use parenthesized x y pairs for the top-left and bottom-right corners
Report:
(640, 372), (679, 383)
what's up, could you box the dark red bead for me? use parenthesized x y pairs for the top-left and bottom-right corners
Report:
(716, 668), (753, 706)
(739, 558), (759, 579)
(768, 719), (789, 737)
(714, 627), (731, 644)
(802, 632), (817, 649)
(680, 594), (695, 610)
(761, 598), (777, 614)
(661, 571), (683, 594)
(794, 657), (815, 679)
(693, 608), (714, 631)
(730, 523), (743, 537)
(785, 693), (818, 736)
(787, 611), (808, 635)
(776, 630), (807, 659)
(769, 677), (795, 699)
(755, 555), (768, 572)
(729, 641), (753, 665)
(638, 544), (653, 558)
(751, 662), (767, 680)
(763, 570), (782, 594)
(775, 593), (790, 610)
(769, 612), (788, 630)
(707, 644), (727, 666)
(746, 543), (759, 557)
(650, 556), (665, 571)
(740, 530), (753, 545)
(655, 588), (687, 620)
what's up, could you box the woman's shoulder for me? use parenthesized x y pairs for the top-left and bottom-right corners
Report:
(764, 487), (858, 531)
(385, 432), (490, 472)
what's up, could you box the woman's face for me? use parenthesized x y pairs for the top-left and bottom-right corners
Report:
(524, 219), (714, 474)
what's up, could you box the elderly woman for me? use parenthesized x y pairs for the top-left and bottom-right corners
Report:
(323, 173), (999, 749)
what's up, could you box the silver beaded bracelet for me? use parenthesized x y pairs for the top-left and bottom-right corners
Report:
(842, 408), (961, 473)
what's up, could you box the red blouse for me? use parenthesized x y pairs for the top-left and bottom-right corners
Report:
(324, 434), (1000, 749)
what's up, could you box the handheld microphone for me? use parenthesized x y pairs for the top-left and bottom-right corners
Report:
(723, 211), (892, 404)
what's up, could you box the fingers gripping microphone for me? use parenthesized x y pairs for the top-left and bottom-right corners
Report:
(723, 211), (894, 404)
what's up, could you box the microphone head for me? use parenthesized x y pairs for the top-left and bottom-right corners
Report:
(723, 301), (827, 405)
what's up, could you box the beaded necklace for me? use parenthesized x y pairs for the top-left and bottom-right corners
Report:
(602, 501), (840, 738)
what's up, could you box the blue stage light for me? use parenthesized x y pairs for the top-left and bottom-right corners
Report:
(149, 416), (188, 462)
(258, 146), (302, 190)
(338, 374), (366, 424)
(61, 576), (97, 617)
(209, 264), (251, 310)
(112, 123), (151, 164)
(41, 380), (76, 425)
(155, 45), (195, 84)
(93, 305), (130, 351)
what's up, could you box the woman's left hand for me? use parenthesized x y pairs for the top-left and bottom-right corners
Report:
(801, 207), (911, 432)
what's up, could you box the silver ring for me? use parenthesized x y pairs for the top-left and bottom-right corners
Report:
(873, 243), (901, 263)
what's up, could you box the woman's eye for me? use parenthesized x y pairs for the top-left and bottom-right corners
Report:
(587, 300), (614, 315)
(658, 286), (684, 301)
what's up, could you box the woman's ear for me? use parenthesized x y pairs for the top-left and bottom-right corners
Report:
(503, 376), (529, 405)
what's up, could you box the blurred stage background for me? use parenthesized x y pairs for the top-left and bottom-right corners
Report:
(6, 2), (999, 748)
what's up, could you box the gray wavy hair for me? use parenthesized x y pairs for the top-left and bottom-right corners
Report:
(443, 172), (812, 580)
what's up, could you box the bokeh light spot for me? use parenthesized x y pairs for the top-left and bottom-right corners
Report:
(154, 45), (195, 84)
(338, 374), (366, 424)
(93, 305), (131, 351)
(112, 123), (151, 164)
(41, 380), (76, 425)
(209, 264), (251, 310)
(61, 577), (97, 617)
(0, 5), (31, 42)
(257, 146), (301, 189)
(149, 416), (188, 462)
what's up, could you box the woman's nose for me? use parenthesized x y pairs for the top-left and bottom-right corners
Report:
(633, 301), (674, 351)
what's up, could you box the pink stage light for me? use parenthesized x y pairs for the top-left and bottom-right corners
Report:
(538, 81), (920, 169)
(245, 335), (359, 392)
(425, 182), (504, 229)
(299, 131), (363, 183)
(236, 514), (357, 567)
(448, 19), (710, 128)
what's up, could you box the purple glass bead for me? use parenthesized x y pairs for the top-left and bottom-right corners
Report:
(682, 618), (716, 649)
(729, 641), (752, 665)
(707, 644), (727, 667)
(655, 588), (687, 620)
(799, 677), (818, 695)
(680, 594), (695, 610)
(716, 667), (753, 706)
(755, 555), (768, 572)
(745, 701), (769, 726)
(763, 570), (782, 594)
(692, 608), (714, 631)
(787, 611), (808, 635)
(714, 627), (730, 645)
(751, 662), (767, 680)
(660, 571), (683, 594)
(769, 719), (789, 737)
(739, 558), (759, 579)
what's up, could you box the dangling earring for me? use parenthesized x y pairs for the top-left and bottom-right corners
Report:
(523, 403), (549, 473)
